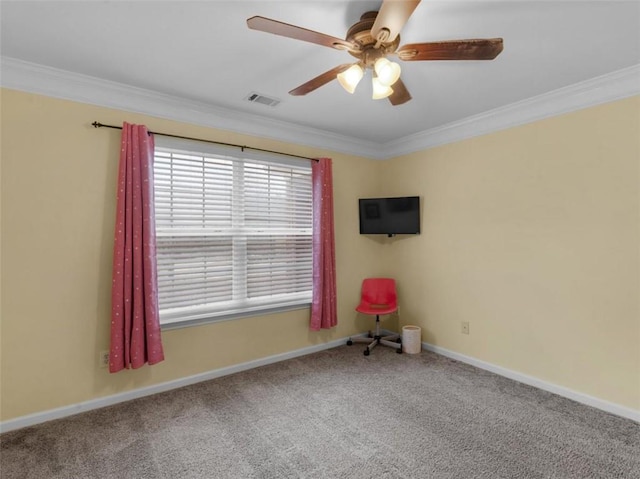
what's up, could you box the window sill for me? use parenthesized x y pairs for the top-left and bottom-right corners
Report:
(160, 302), (311, 331)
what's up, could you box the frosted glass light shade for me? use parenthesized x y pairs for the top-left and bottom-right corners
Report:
(372, 76), (394, 99)
(374, 58), (401, 86)
(337, 64), (364, 94)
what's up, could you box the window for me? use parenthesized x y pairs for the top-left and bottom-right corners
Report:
(153, 138), (313, 328)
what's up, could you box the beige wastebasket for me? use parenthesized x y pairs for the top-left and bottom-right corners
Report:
(402, 325), (422, 354)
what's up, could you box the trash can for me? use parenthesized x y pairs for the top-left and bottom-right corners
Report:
(402, 325), (422, 354)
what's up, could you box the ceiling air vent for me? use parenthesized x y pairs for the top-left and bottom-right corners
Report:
(245, 92), (281, 107)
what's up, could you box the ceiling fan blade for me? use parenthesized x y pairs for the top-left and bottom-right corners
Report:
(289, 64), (352, 96)
(371, 0), (421, 44)
(388, 78), (412, 105)
(247, 16), (356, 51)
(397, 38), (504, 61)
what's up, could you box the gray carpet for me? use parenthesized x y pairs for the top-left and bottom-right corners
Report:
(1, 346), (639, 478)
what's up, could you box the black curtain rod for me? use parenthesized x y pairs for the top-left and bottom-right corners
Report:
(91, 122), (318, 162)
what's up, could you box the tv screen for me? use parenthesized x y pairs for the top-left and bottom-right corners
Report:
(359, 196), (420, 235)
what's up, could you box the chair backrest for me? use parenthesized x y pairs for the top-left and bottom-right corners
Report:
(360, 278), (397, 307)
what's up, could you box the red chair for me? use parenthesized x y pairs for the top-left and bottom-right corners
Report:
(347, 278), (402, 356)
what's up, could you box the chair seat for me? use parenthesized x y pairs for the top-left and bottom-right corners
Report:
(356, 302), (397, 316)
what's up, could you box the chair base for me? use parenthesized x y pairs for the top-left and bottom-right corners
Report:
(347, 315), (402, 355)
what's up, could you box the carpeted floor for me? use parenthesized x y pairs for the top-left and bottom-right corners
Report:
(1, 346), (639, 478)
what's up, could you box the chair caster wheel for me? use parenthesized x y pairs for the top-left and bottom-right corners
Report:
(396, 347), (403, 354)
(346, 340), (353, 346)
(363, 349), (370, 356)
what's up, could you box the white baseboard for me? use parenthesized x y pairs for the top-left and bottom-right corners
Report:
(2, 334), (636, 433)
(0, 335), (356, 434)
(421, 341), (639, 423)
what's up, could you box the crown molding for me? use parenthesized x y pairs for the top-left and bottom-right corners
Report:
(0, 57), (380, 159)
(2, 57), (638, 160)
(382, 64), (640, 158)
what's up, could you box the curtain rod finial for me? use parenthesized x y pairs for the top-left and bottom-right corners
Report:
(92, 121), (101, 128)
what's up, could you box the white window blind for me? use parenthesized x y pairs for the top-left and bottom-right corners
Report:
(153, 139), (313, 327)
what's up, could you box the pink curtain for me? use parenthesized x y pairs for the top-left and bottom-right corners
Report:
(310, 158), (337, 330)
(110, 122), (164, 372)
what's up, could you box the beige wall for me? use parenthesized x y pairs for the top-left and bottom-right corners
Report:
(380, 96), (640, 410)
(0, 89), (383, 420)
(1, 89), (638, 422)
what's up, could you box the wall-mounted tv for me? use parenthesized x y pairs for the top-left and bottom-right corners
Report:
(359, 196), (420, 236)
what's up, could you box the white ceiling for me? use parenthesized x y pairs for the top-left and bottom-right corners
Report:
(2, 1), (639, 155)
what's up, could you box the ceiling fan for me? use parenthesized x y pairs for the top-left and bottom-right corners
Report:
(247, 0), (503, 105)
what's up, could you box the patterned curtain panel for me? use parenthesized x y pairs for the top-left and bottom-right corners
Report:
(310, 158), (337, 330)
(110, 122), (164, 372)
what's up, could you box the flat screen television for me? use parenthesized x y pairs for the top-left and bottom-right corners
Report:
(359, 196), (420, 236)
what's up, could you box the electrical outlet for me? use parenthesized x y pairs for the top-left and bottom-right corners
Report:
(99, 350), (110, 368)
(461, 321), (470, 335)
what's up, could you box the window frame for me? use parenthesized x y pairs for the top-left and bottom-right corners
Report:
(153, 136), (313, 330)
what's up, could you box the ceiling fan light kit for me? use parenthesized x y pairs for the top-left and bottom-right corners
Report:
(372, 75), (394, 100)
(337, 64), (364, 94)
(374, 57), (401, 87)
(247, 0), (503, 106)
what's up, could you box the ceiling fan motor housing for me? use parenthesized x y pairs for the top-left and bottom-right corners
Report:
(346, 11), (401, 67)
